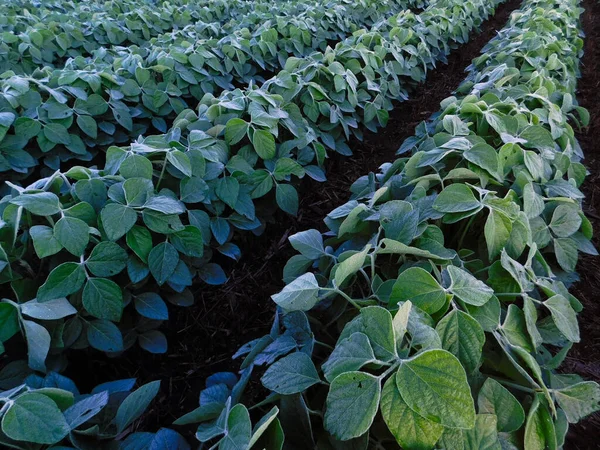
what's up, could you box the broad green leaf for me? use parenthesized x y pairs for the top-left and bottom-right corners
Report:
(477, 378), (525, 432)
(523, 183), (545, 219)
(37, 262), (86, 302)
(322, 332), (376, 383)
(340, 307), (397, 361)
(30, 225), (62, 258)
(550, 205), (581, 238)
(554, 238), (578, 272)
(23, 320), (50, 372)
(0, 303), (19, 342)
(248, 407), (281, 449)
(554, 382), (600, 423)
(484, 210), (512, 260)
(120, 154), (153, 179)
(544, 295), (579, 343)
(271, 273), (319, 311)
(116, 380), (161, 433)
(54, 216), (89, 256)
(170, 226), (204, 257)
(261, 352), (320, 395)
(396, 349), (475, 429)
(390, 267), (446, 314)
(86, 241), (128, 277)
(447, 266), (493, 306)
(464, 143), (500, 178)
(435, 310), (485, 374)
(101, 203), (138, 241)
(126, 225), (153, 263)
(324, 371), (381, 440)
(380, 376), (443, 450)
(433, 184), (480, 213)
(334, 246), (370, 287)
(276, 184), (298, 216)
(148, 242), (180, 286)
(21, 298), (76, 320)
(289, 230), (324, 259)
(225, 118), (248, 145)
(134, 293), (169, 320)
(2, 393), (70, 444)
(87, 319), (123, 352)
(524, 396), (557, 450)
(82, 278), (123, 321)
(216, 177), (240, 209)
(253, 129), (276, 160)
(10, 192), (61, 216)
(502, 304), (533, 352)
(221, 404), (252, 450)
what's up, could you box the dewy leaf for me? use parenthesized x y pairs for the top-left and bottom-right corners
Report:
(554, 382), (600, 423)
(148, 242), (180, 286)
(334, 246), (370, 287)
(21, 298), (76, 320)
(271, 273), (319, 311)
(340, 307), (397, 361)
(289, 229), (325, 259)
(433, 184), (480, 213)
(37, 262), (86, 302)
(10, 192), (61, 216)
(116, 380), (161, 433)
(380, 376), (443, 450)
(435, 310), (485, 374)
(544, 295), (580, 343)
(54, 216), (89, 256)
(396, 349), (475, 429)
(82, 278), (123, 321)
(523, 183), (545, 219)
(261, 352), (320, 395)
(101, 203), (138, 241)
(390, 267), (446, 314)
(447, 266), (494, 306)
(477, 378), (525, 432)
(2, 392), (70, 444)
(324, 371), (381, 440)
(322, 332), (376, 382)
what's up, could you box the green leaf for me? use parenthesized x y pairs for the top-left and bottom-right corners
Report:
(2, 393), (70, 444)
(554, 238), (578, 272)
(225, 118), (248, 145)
(523, 183), (545, 219)
(44, 123), (71, 145)
(334, 246), (370, 287)
(21, 298), (76, 320)
(23, 320), (51, 372)
(390, 267), (446, 314)
(324, 371), (381, 440)
(380, 376), (443, 450)
(276, 184), (298, 216)
(435, 310), (485, 374)
(544, 295), (580, 343)
(82, 278), (123, 321)
(447, 266), (493, 306)
(322, 332), (376, 383)
(120, 155), (153, 179)
(396, 349), (475, 429)
(77, 115), (97, 138)
(484, 210), (512, 260)
(101, 203), (138, 240)
(10, 192), (61, 216)
(86, 241), (128, 277)
(87, 319), (123, 352)
(54, 216), (89, 256)
(289, 230), (325, 259)
(170, 226), (204, 257)
(261, 352), (320, 395)
(30, 225), (62, 258)
(216, 177), (240, 209)
(116, 380), (161, 433)
(37, 262), (86, 302)
(433, 184), (480, 213)
(0, 303), (19, 342)
(253, 129), (276, 160)
(221, 403), (252, 450)
(550, 205), (581, 238)
(167, 150), (192, 177)
(134, 293), (168, 320)
(524, 396), (557, 450)
(502, 304), (534, 352)
(125, 226), (153, 264)
(464, 143), (500, 178)
(271, 273), (319, 311)
(554, 382), (600, 423)
(148, 242), (180, 285)
(477, 378), (525, 432)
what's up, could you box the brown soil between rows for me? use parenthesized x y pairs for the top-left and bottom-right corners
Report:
(64, 0), (600, 445)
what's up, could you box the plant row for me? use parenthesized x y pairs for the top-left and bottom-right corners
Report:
(172, 0), (600, 448)
(0, 0), (413, 74)
(0, 0), (425, 176)
(0, 1), (506, 447)
(0, 0), (503, 377)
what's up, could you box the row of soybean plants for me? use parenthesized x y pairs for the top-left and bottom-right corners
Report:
(0, 0), (404, 73)
(0, 0), (423, 175)
(0, 0), (507, 448)
(172, 0), (600, 448)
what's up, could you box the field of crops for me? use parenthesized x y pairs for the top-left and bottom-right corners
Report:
(0, 0), (599, 448)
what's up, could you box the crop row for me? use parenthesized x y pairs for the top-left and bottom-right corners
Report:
(0, 0), (420, 74)
(171, 0), (600, 448)
(0, 0), (506, 447)
(0, 0), (427, 177)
